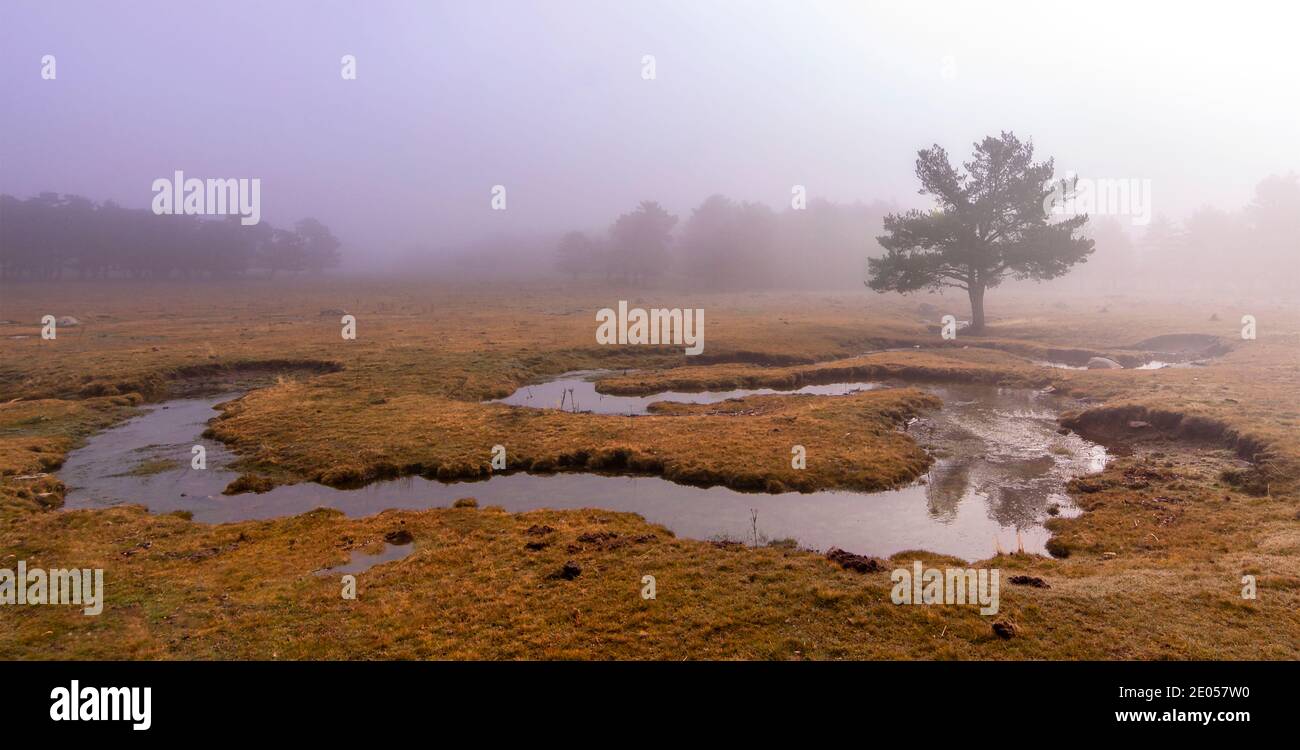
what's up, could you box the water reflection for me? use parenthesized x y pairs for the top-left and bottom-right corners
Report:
(60, 378), (1105, 561)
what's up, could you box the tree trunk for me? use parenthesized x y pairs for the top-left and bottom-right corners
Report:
(968, 284), (986, 334)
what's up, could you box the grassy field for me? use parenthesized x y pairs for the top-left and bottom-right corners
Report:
(1, 279), (1298, 659)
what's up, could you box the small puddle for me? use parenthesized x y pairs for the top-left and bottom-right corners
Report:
(318, 542), (414, 575)
(61, 377), (1105, 561)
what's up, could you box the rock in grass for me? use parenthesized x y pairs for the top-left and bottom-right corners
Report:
(1086, 357), (1123, 369)
(1008, 574), (1050, 588)
(825, 547), (887, 573)
(546, 561), (582, 580)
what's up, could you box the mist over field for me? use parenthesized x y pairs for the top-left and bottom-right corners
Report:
(1, 1), (1298, 293)
(6, 0), (1300, 700)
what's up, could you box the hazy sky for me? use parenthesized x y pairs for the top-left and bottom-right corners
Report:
(3, 0), (1298, 261)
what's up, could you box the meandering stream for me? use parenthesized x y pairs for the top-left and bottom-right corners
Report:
(60, 373), (1106, 561)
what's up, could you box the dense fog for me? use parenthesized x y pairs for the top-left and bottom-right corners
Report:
(2, 1), (1297, 293)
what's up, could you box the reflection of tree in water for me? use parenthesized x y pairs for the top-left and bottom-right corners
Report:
(985, 485), (1042, 528)
(983, 456), (1058, 528)
(927, 451), (1059, 528)
(924, 458), (973, 522)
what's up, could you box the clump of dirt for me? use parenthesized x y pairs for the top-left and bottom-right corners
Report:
(825, 547), (888, 573)
(1122, 464), (1174, 489)
(545, 561), (582, 580)
(384, 529), (414, 545)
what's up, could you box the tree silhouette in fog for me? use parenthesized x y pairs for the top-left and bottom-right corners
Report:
(553, 196), (891, 289)
(608, 201), (677, 284)
(0, 193), (341, 280)
(554, 231), (594, 280)
(679, 195), (777, 290)
(1245, 173), (1300, 290)
(1118, 175), (1300, 296)
(867, 132), (1093, 333)
(294, 218), (342, 274)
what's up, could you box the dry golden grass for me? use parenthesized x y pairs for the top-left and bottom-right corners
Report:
(2, 474), (1295, 659)
(1, 280), (1298, 659)
(595, 347), (1051, 395)
(210, 383), (938, 493)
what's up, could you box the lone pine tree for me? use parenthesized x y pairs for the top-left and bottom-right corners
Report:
(867, 131), (1094, 333)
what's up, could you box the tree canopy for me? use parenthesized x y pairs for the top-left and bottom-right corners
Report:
(607, 201), (678, 284)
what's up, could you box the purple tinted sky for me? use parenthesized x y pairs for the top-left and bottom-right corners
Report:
(2, 1), (1298, 259)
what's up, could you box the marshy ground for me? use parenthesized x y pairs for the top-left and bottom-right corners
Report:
(1, 280), (1297, 659)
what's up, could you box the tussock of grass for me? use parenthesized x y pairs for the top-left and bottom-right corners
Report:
(210, 387), (939, 494)
(113, 458), (180, 477)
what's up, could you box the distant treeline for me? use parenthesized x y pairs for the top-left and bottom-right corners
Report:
(556, 174), (1300, 293)
(0, 193), (340, 280)
(554, 195), (895, 289)
(1062, 173), (1300, 294)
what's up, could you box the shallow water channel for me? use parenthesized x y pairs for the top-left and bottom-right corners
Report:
(488, 370), (884, 414)
(61, 373), (1106, 561)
